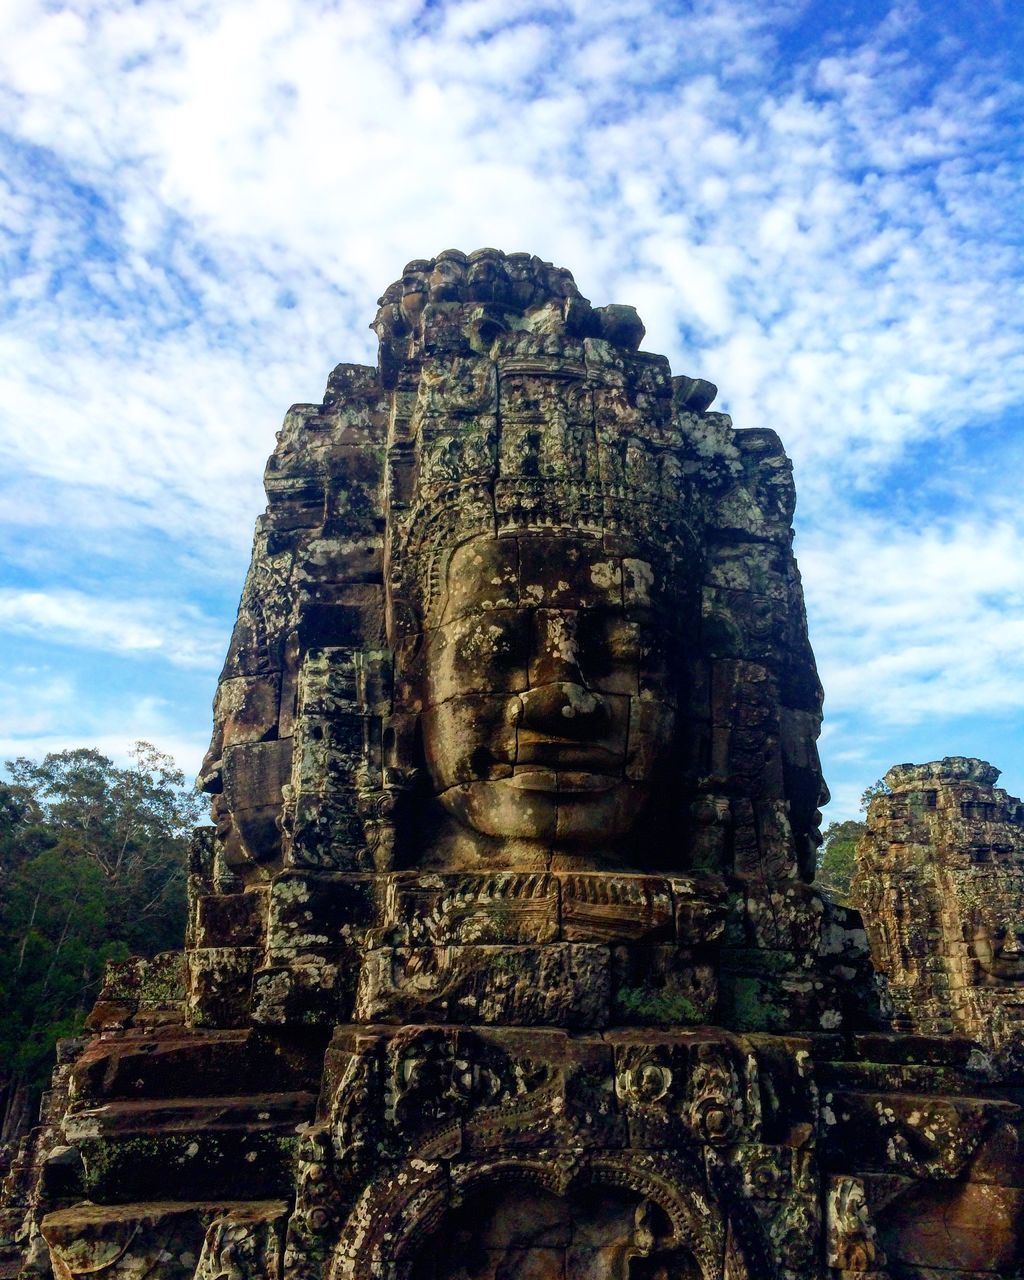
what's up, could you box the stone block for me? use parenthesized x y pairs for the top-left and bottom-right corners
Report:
(222, 740), (292, 813)
(459, 1030), (624, 1152)
(877, 1181), (1024, 1273)
(72, 1120), (303, 1203)
(41, 1201), (288, 1280)
(719, 971), (837, 1034)
(266, 871), (377, 960)
(220, 740), (293, 865)
(436, 536), (518, 620)
(559, 873), (672, 943)
(421, 696), (518, 787)
(381, 872), (559, 945)
(703, 586), (786, 662)
(611, 945), (717, 1026)
(743, 880), (825, 953)
(669, 874), (728, 944)
(517, 536), (623, 611)
(286, 796), (368, 870)
(355, 944), (610, 1027)
(186, 948), (257, 1029)
(609, 1028), (761, 1151)
(250, 961), (347, 1026)
(705, 543), (787, 599)
(715, 1143), (806, 1201)
(850, 1033), (976, 1066)
(821, 1091), (1016, 1180)
(71, 1028), (322, 1103)
(195, 890), (267, 949)
(213, 676), (281, 747)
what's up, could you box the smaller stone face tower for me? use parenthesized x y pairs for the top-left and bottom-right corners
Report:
(853, 758), (1024, 1063)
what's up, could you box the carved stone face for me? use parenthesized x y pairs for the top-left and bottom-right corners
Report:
(971, 917), (1024, 983)
(405, 532), (681, 855)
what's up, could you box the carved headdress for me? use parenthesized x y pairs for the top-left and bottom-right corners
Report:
(373, 249), (710, 636)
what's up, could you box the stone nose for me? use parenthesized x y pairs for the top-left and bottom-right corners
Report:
(530, 609), (590, 688)
(517, 681), (609, 739)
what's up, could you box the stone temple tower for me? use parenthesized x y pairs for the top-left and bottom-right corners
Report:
(854, 758), (1024, 1065)
(7, 252), (1024, 1280)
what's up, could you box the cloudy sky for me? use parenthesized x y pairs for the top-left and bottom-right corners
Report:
(1, 0), (1022, 822)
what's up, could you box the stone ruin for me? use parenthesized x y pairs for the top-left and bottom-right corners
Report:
(1, 250), (1023, 1280)
(853, 757), (1024, 1071)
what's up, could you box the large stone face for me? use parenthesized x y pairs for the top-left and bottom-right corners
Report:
(197, 248), (827, 886)
(4, 253), (1023, 1280)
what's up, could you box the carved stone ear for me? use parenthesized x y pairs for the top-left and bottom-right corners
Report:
(381, 712), (425, 787)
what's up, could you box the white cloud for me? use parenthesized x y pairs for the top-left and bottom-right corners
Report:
(1, 1), (1019, 506)
(0, 589), (224, 668)
(0, 0), (1022, 821)
(802, 516), (1024, 725)
(0, 664), (209, 782)
(0, 724), (209, 787)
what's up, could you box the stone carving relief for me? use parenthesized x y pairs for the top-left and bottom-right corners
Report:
(194, 249), (827, 888)
(406, 1185), (692, 1280)
(825, 1176), (887, 1276)
(395, 530), (688, 869)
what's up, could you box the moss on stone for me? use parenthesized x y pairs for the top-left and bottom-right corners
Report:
(615, 984), (700, 1026)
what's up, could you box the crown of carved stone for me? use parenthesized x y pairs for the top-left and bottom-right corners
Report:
(884, 757), (1002, 789)
(374, 250), (712, 634)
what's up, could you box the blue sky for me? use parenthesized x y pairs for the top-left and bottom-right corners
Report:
(1, 0), (1022, 823)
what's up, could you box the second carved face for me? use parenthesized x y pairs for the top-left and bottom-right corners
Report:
(971, 913), (1024, 983)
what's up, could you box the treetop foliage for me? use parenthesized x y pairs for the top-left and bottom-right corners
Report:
(860, 777), (892, 811)
(815, 777), (888, 898)
(0, 743), (200, 1131)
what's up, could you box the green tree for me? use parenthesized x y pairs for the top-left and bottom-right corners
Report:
(816, 777), (890, 897)
(0, 742), (200, 1141)
(860, 777), (892, 810)
(816, 819), (865, 897)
